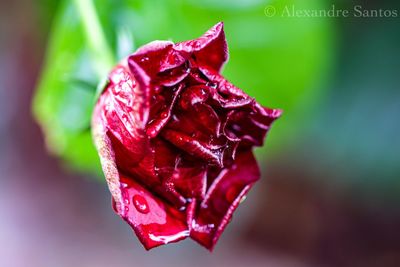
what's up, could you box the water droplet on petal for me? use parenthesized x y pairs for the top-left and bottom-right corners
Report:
(206, 82), (217, 89)
(132, 195), (150, 214)
(161, 111), (168, 118)
(225, 186), (238, 203)
(179, 206), (186, 212)
(140, 56), (149, 62)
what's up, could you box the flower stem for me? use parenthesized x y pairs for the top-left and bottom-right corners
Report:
(74, 0), (115, 79)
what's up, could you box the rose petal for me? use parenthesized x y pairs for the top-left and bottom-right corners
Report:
(119, 174), (189, 250)
(224, 105), (282, 148)
(93, 23), (282, 251)
(161, 129), (224, 167)
(93, 106), (189, 250)
(146, 84), (184, 138)
(129, 41), (174, 78)
(174, 22), (228, 72)
(154, 139), (207, 201)
(189, 151), (260, 250)
(171, 165), (207, 200)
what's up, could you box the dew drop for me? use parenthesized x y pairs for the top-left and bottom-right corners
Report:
(161, 111), (168, 118)
(225, 187), (238, 203)
(140, 56), (149, 62)
(146, 128), (158, 139)
(179, 206), (186, 212)
(206, 82), (217, 89)
(171, 114), (179, 121)
(132, 195), (150, 214)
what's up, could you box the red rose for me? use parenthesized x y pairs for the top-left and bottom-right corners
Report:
(92, 22), (281, 250)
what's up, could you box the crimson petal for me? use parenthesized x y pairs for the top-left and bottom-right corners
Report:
(174, 22), (228, 72)
(119, 174), (189, 250)
(189, 151), (260, 250)
(92, 22), (282, 251)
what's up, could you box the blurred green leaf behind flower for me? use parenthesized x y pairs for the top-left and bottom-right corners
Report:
(33, 0), (335, 175)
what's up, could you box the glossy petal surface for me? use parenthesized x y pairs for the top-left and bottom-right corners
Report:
(92, 22), (282, 250)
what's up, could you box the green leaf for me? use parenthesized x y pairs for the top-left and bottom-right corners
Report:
(33, 1), (101, 174)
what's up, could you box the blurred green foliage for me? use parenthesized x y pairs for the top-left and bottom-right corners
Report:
(33, 0), (335, 175)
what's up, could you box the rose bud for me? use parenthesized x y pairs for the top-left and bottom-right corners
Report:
(92, 22), (282, 250)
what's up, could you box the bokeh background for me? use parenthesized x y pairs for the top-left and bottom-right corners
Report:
(1, 0), (399, 266)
